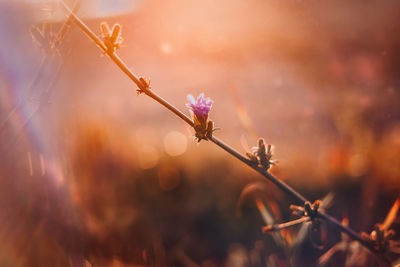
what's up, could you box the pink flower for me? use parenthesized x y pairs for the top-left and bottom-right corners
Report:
(186, 93), (213, 124)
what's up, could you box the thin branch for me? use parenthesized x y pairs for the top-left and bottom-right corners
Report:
(60, 2), (379, 255)
(109, 53), (195, 126)
(52, 0), (82, 49)
(263, 216), (310, 233)
(318, 212), (374, 251)
(61, 2), (194, 127)
(61, 1), (308, 205)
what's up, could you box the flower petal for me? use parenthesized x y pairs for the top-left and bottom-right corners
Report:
(197, 93), (205, 102)
(187, 94), (195, 105)
(186, 93), (213, 125)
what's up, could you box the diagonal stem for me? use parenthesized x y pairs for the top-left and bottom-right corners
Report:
(60, 1), (378, 254)
(318, 212), (373, 251)
(61, 1), (194, 127)
(109, 53), (195, 127)
(63, 1), (307, 205)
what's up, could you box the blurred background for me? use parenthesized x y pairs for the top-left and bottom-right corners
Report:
(0, 0), (399, 266)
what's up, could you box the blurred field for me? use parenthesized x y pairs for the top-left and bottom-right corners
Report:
(0, 0), (399, 266)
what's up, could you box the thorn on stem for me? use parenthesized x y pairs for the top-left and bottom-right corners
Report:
(247, 138), (276, 171)
(100, 22), (123, 54)
(138, 77), (151, 94)
(291, 200), (321, 219)
(101, 22), (111, 38)
(110, 24), (121, 44)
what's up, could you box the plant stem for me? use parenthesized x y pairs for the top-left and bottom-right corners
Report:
(61, 1), (194, 127)
(318, 212), (373, 250)
(62, 1), (308, 205)
(61, 1), (378, 254)
(263, 216), (310, 233)
(109, 53), (195, 127)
